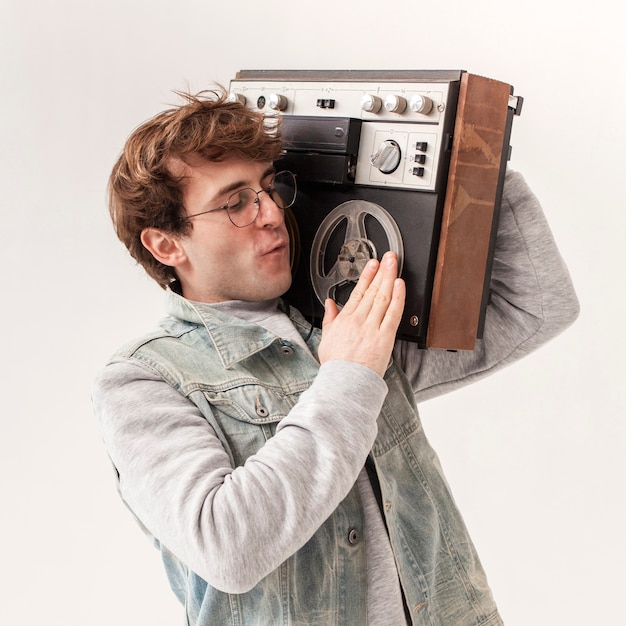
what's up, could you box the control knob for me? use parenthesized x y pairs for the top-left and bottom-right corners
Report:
(360, 94), (382, 113)
(268, 93), (288, 111)
(370, 139), (402, 174)
(226, 92), (246, 106)
(409, 94), (433, 115)
(384, 94), (407, 113)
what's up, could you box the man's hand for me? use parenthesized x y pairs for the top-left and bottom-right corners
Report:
(318, 251), (406, 377)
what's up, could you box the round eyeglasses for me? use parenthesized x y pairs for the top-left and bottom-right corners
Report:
(184, 170), (297, 228)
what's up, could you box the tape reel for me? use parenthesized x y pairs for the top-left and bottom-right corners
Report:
(310, 200), (405, 306)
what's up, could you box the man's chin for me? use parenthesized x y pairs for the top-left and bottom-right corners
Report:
(248, 274), (292, 302)
(271, 275), (293, 301)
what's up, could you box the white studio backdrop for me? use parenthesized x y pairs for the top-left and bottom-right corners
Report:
(1, 1), (623, 624)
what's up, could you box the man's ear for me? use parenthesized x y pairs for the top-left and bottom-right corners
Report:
(140, 228), (187, 267)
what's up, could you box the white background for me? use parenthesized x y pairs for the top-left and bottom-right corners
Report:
(1, 1), (624, 624)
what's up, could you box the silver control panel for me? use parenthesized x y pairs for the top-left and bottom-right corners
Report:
(228, 78), (454, 191)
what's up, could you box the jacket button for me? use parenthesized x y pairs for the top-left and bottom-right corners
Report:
(348, 529), (360, 545)
(255, 395), (269, 418)
(280, 344), (294, 356)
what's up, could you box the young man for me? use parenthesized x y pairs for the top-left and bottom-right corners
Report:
(93, 90), (579, 625)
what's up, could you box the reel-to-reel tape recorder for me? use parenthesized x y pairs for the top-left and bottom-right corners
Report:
(228, 70), (523, 349)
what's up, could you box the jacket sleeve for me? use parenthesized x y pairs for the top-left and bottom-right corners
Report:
(92, 357), (385, 593)
(393, 169), (580, 401)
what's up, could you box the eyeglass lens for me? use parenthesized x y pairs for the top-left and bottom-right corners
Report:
(270, 171), (297, 209)
(227, 171), (297, 227)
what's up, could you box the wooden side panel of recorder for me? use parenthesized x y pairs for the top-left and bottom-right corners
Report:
(426, 73), (512, 350)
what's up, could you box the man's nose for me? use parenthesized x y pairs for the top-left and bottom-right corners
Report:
(256, 191), (285, 227)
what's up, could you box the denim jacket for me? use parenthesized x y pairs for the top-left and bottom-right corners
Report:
(112, 292), (503, 626)
(96, 171), (580, 625)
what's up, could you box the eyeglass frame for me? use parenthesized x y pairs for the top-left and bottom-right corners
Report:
(182, 170), (297, 228)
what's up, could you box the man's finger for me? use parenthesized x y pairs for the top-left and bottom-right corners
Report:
(379, 278), (406, 334)
(339, 258), (380, 315)
(357, 252), (401, 321)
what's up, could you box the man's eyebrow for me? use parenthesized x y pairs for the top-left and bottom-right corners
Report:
(213, 166), (276, 200)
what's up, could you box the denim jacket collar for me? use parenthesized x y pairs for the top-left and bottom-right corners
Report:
(164, 287), (315, 369)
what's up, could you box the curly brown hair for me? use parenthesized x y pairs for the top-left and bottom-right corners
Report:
(108, 89), (284, 288)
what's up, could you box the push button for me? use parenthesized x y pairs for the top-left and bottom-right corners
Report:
(316, 98), (336, 109)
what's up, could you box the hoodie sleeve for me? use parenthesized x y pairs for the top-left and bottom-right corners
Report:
(93, 357), (386, 593)
(393, 169), (580, 401)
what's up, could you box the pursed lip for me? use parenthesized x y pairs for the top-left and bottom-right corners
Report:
(261, 239), (289, 255)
